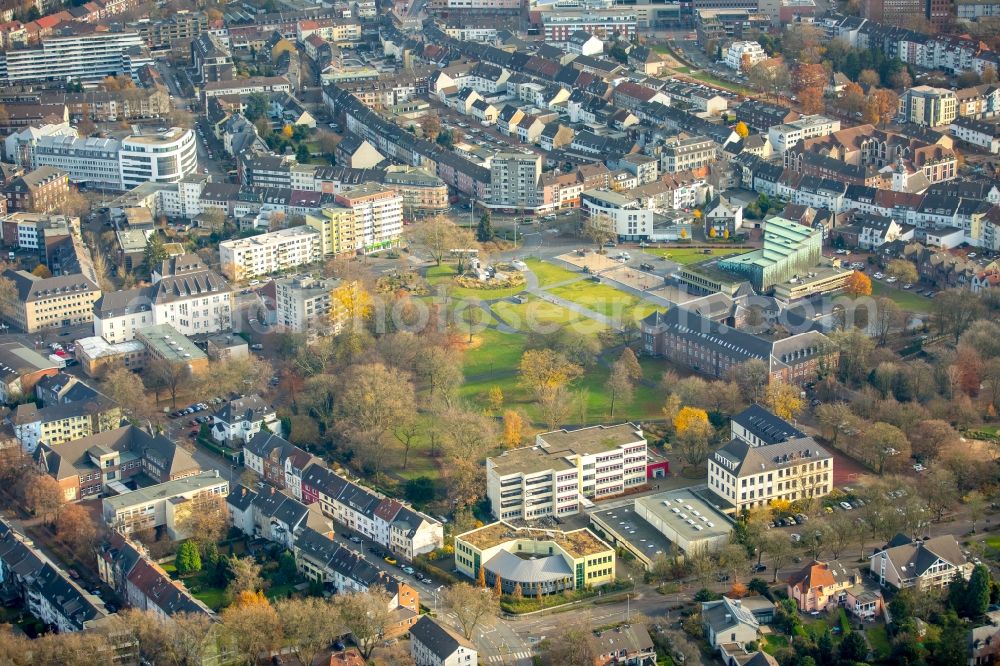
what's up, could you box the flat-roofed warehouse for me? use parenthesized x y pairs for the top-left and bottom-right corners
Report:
(590, 488), (733, 568)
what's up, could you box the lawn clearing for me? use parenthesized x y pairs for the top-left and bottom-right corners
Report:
(460, 362), (666, 426)
(865, 625), (891, 659)
(763, 634), (789, 655)
(523, 257), (580, 287)
(871, 281), (932, 312)
(462, 327), (527, 378)
(645, 247), (751, 264)
(492, 297), (606, 337)
(546, 281), (656, 324)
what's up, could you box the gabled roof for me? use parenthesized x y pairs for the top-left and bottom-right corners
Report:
(409, 616), (474, 659)
(873, 534), (967, 579)
(214, 394), (272, 425)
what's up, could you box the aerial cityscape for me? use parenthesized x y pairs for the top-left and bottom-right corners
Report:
(0, 0), (996, 663)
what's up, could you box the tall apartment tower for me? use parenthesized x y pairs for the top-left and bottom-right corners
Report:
(489, 152), (542, 210)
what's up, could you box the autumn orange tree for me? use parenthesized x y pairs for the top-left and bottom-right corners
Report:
(734, 121), (749, 138)
(764, 381), (804, 421)
(843, 270), (872, 297)
(674, 406), (709, 434)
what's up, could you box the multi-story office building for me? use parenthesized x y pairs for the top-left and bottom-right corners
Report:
(899, 86), (958, 127)
(92, 254), (234, 343)
(219, 225), (323, 280)
(486, 423), (648, 521)
(0, 26), (144, 84)
(660, 135), (718, 173)
(580, 189), (666, 241)
(540, 10), (638, 41)
(30, 136), (122, 190)
(27, 128), (197, 191)
(707, 436), (833, 514)
(118, 128), (199, 190)
(489, 152), (542, 210)
(101, 470), (228, 537)
(333, 183), (403, 253)
(0, 269), (101, 333)
(274, 274), (357, 335)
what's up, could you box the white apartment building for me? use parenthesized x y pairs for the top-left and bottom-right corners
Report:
(27, 127), (197, 191)
(486, 423), (648, 521)
(707, 437), (833, 515)
(724, 41), (767, 71)
(219, 225), (322, 281)
(580, 189), (658, 240)
(93, 254), (234, 343)
(768, 115), (842, 154)
(274, 274), (354, 334)
(660, 135), (718, 173)
(0, 29), (145, 84)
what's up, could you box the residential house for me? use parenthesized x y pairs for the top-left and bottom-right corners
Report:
(209, 394), (280, 448)
(702, 596), (760, 649)
(787, 560), (862, 612)
(300, 463), (444, 558)
(226, 484), (327, 549)
(242, 432), (317, 498)
(0, 519), (105, 632)
(409, 615), (479, 666)
(591, 624), (656, 666)
(704, 195), (743, 237)
(97, 533), (213, 620)
(870, 534), (973, 591)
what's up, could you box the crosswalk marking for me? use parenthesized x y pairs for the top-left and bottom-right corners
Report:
(488, 652), (533, 663)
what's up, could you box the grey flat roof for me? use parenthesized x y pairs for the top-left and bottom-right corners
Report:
(590, 505), (674, 560)
(636, 488), (734, 543)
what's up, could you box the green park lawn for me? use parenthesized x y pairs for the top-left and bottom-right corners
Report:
(462, 327), (527, 378)
(491, 297), (606, 337)
(871, 281), (933, 312)
(459, 362), (666, 426)
(547, 281), (658, 323)
(523, 257), (579, 287)
(646, 247), (751, 264)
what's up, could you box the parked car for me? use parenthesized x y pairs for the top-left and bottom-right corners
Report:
(349, 535), (362, 544)
(790, 533), (802, 542)
(401, 566), (415, 575)
(840, 501), (853, 510)
(384, 556), (397, 565)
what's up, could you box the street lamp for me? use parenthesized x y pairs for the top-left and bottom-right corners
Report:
(625, 575), (634, 624)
